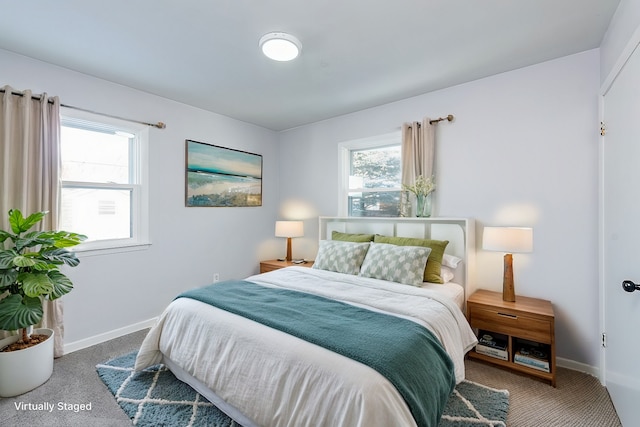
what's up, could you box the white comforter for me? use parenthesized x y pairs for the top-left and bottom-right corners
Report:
(135, 267), (477, 427)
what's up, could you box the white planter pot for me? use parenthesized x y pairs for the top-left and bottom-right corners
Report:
(0, 328), (54, 397)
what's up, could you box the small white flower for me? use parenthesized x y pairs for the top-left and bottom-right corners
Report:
(402, 175), (435, 197)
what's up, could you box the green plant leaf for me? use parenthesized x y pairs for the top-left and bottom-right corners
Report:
(54, 238), (83, 248)
(40, 231), (87, 248)
(16, 254), (54, 270)
(41, 248), (80, 267)
(12, 255), (37, 268)
(8, 209), (48, 235)
(14, 230), (54, 252)
(47, 271), (74, 300)
(0, 250), (17, 269)
(0, 230), (12, 244)
(31, 261), (56, 271)
(0, 268), (18, 288)
(8, 209), (25, 234)
(19, 272), (54, 298)
(0, 294), (43, 331)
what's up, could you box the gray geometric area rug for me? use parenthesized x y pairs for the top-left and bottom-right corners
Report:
(97, 351), (509, 427)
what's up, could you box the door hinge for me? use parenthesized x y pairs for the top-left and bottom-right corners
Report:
(600, 121), (607, 136)
(602, 332), (607, 348)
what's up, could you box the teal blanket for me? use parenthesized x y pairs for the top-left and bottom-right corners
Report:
(177, 280), (455, 427)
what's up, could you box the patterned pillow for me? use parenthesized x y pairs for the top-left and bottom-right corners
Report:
(373, 235), (449, 283)
(359, 242), (432, 286)
(312, 240), (370, 275)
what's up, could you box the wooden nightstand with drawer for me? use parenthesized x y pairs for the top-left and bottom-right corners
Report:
(466, 289), (556, 386)
(259, 259), (314, 273)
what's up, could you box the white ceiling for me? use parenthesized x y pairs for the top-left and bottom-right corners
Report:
(0, 1), (620, 131)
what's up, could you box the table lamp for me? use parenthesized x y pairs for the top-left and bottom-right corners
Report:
(483, 226), (533, 302)
(275, 221), (304, 262)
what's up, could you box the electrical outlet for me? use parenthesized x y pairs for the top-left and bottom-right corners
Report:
(213, 273), (220, 283)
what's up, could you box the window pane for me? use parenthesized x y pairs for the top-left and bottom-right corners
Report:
(61, 126), (131, 184)
(348, 191), (401, 217)
(60, 187), (132, 241)
(350, 146), (401, 189)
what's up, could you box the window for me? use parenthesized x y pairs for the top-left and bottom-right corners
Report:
(338, 133), (402, 217)
(60, 109), (149, 252)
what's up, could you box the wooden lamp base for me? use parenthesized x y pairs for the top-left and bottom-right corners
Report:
(503, 253), (515, 302)
(285, 237), (293, 262)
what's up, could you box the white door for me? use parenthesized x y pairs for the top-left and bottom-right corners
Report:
(602, 39), (640, 426)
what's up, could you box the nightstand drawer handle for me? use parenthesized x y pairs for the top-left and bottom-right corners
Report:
(497, 312), (518, 319)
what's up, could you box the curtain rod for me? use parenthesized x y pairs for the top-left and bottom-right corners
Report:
(429, 114), (454, 125)
(0, 88), (166, 129)
(401, 115), (455, 129)
(60, 103), (166, 129)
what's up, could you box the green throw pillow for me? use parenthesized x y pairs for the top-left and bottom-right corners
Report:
(332, 231), (375, 242)
(373, 235), (449, 283)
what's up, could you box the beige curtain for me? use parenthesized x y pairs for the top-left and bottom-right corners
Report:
(0, 85), (64, 357)
(401, 117), (435, 216)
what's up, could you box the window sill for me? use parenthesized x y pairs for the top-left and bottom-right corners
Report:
(74, 241), (152, 258)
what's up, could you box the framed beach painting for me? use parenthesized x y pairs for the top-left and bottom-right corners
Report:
(185, 140), (263, 207)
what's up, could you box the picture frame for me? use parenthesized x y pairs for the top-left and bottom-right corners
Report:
(185, 139), (263, 207)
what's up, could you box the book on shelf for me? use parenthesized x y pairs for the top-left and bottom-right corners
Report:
(514, 353), (550, 372)
(475, 343), (508, 360)
(475, 330), (508, 360)
(513, 339), (550, 372)
(477, 330), (507, 350)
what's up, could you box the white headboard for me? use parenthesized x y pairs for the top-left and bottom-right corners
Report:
(318, 216), (476, 298)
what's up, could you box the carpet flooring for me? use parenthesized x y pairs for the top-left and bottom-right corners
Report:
(465, 358), (622, 427)
(96, 351), (509, 427)
(0, 329), (623, 426)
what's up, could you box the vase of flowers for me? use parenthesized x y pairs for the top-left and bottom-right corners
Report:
(403, 175), (435, 217)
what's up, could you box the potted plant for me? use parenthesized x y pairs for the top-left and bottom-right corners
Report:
(0, 209), (85, 397)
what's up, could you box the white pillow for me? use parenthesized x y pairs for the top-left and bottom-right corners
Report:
(442, 253), (462, 268)
(359, 242), (431, 287)
(312, 240), (370, 275)
(440, 266), (455, 283)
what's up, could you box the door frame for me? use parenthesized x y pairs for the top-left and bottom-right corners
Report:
(598, 23), (640, 386)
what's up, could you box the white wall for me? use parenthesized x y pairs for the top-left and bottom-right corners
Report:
(278, 50), (601, 367)
(0, 49), (281, 346)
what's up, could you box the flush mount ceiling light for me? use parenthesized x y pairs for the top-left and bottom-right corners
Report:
(259, 32), (301, 61)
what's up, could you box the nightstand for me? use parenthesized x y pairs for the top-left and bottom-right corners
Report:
(259, 259), (314, 273)
(466, 289), (556, 386)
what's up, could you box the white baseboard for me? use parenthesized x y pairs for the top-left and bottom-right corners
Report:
(557, 356), (600, 379)
(63, 317), (157, 355)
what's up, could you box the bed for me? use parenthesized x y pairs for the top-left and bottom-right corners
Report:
(135, 217), (478, 427)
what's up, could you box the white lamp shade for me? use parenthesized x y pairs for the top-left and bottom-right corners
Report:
(483, 227), (533, 253)
(275, 221), (304, 238)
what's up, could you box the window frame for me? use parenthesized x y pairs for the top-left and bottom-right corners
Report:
(60, 108), (150, 255)
(338, 132), (402, 217)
